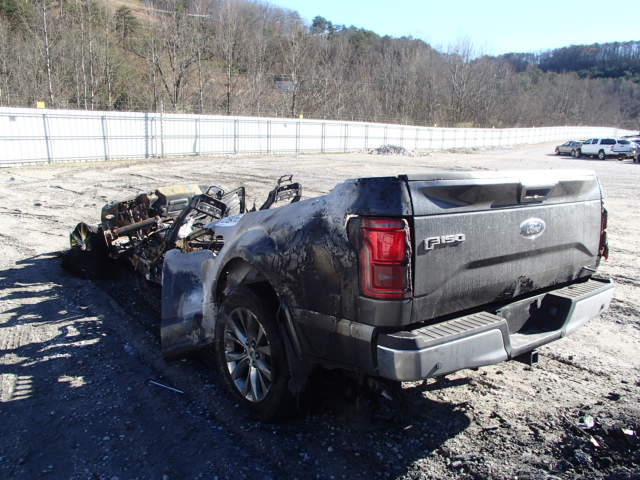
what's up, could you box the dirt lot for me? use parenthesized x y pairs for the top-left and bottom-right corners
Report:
(1, 144), (638, 480)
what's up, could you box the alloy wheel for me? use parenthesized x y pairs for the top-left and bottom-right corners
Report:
(223, 307), (273, 402)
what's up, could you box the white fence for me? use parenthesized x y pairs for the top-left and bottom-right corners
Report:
(0, 107), (635, 166)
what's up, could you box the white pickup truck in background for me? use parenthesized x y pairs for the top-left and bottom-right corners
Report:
(580, 138), (632, 160)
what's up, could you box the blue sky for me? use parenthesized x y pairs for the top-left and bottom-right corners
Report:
(268, 0), (639, 55)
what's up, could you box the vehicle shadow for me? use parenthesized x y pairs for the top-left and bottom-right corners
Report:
(545, 153), (585, 159)
(545, 153), (612, 162)
(0, 252), (472, 479)
(294, 370), (473, 477)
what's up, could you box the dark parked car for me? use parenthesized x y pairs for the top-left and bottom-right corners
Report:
(554, 140), (582, 158)
(66, 170), (614, 420)
(631, 140), (640, 163)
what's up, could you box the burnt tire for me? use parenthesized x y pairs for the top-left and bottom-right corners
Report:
(214, 286), (292, 422)
(61, 224), (109, 279)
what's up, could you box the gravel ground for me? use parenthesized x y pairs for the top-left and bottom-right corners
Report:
(0, 144), (638, 480)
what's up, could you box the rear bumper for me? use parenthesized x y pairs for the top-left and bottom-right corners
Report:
(607, 150), (631, 157)
(376, 278), (614, 381)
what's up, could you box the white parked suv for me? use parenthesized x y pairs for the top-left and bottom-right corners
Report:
(580, 138), (631, 160)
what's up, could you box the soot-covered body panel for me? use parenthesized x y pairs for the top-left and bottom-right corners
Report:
(160, 176), (412, 371)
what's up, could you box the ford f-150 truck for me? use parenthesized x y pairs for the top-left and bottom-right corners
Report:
(67, 170), (614, 420)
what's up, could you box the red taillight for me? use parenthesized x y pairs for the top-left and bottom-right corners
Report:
(359, 217), (412, 299)
(599, 206), (608, 260)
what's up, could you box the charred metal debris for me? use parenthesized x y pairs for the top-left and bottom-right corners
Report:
(68, 175), (302, 283)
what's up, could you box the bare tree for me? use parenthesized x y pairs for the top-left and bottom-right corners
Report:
(40, 0), (55, 106)
(0, 20), (12, 105)
(214, 0), (248, 115)
(279, 23), (309, 117)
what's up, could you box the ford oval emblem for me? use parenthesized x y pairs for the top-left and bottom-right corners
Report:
(520, 217), (546, 239)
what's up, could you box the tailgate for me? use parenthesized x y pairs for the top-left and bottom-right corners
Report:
(404, 170), (602, 322)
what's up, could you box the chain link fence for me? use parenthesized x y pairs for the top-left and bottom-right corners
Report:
(0, 107), (635, 166)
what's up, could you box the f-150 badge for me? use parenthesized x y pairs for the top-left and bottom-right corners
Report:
(520, 218), (546, 239)
(424, 233), (466, 250)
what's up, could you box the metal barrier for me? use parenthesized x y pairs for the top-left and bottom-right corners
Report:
(0, 107), (634, 166)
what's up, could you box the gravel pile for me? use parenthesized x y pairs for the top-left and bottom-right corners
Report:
(369, 145), (415, 156)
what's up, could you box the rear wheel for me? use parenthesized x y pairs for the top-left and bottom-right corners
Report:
(598, 150), (606, 160)
(214, 286), (292, 421)
(571, 149), (578, 158)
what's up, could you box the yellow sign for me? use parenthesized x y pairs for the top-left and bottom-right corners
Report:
(36, 101), (46, 109)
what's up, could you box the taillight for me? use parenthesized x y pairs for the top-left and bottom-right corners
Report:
(599, 206), (608, 260)
(359, 217), (412, 299)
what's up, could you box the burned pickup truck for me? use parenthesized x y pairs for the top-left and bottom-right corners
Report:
(67, 170), (614, 420)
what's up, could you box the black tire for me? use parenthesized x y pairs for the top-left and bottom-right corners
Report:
(214, 286), (292, 421)
(571, 149), (578, 158)
(555, 148), (560, 155)
(598, 150), (606, 161)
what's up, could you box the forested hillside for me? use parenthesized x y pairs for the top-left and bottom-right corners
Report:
(500, 42), (640, 82)
(1, 0), (639, 128)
